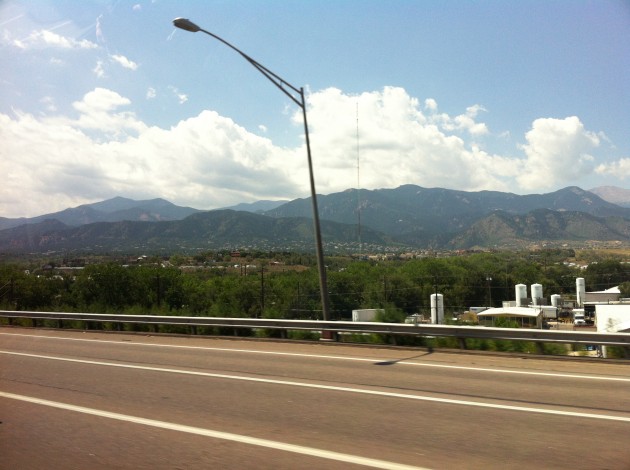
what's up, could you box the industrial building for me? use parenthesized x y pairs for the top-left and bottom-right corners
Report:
(473, 278), (630, 334)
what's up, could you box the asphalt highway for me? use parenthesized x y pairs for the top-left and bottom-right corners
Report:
(1, 327), (629, 469)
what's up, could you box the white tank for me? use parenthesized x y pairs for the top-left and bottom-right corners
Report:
(515, 284), (527, 307)
(430, 293), (444, 324)
(576, 277), (585, 307)
(551, 294), (562, 308)
(531, 283), (543, 306)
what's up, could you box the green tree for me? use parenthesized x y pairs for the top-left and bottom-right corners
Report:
(584, 260), (630, 291)
(72, 263), (137, 310)
(618, 281), (630, 299)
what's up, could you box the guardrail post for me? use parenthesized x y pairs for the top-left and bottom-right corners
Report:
(320, 330), (338, 342)
(458, 337), (467, 350)
(535, 342), (545, 355)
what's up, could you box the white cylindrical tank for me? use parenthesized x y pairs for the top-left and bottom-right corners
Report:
(576, 277), (586, 307)
(551, 294), (562, 308)
(515, 284), (527, 307)
(430, 293), (444, 324)
(531, 283), (543, 306)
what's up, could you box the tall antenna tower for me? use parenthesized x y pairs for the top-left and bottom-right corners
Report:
(356, 102), (362, 256)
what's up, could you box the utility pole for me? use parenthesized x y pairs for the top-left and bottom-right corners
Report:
(296, 281), (300, 319)
(260, 266), (265, 317)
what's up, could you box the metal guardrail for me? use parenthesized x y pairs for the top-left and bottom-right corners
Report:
(1, 310), (629, 348)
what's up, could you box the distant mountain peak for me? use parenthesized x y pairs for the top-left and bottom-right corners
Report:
(0, 197), (201, 231)
(223, 199), (290, 213)
(589, 186), (630, 208)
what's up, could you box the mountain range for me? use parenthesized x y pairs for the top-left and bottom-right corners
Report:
(0, 196), (200, 231)
(2, 185), (630, 254)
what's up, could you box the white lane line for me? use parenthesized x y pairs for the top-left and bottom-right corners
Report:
(1, 331), (629, 382)
(2, 350), (630, 423)
(0, 391), (428, 470)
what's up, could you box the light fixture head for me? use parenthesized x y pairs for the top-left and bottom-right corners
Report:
(173, 18), (200, 33)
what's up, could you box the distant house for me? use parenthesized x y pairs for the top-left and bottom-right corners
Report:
(476, 307), (542, 329)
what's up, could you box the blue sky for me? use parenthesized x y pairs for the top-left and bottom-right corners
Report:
(1, 0), (629, 218)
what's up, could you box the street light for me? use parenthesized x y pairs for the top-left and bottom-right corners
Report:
(486, 276), (492, 308)
(172, 18), (331, 322)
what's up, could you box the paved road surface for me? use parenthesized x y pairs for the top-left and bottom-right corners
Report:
(1, 327), (629, 469)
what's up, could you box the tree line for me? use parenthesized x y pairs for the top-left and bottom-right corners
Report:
(1, 251), (629, 320)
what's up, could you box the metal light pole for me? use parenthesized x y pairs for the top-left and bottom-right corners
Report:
(172, 18), (331, 322)
(486, 276), (492, 308)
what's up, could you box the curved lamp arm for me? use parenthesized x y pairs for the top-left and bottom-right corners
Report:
(172, 17), (331, 323)
(173, 18), (303, 109)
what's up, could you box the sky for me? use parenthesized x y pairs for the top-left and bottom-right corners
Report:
(1, 0), (629, 218)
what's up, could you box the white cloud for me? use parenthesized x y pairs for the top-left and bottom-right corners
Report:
(110, 54), (138, 71)
(93, 60), (106, 78)
(73, 88), (131, 113)
(40, 96), (57, 112)
(595, 158), (630, 179)
(69, 88), (146, 137)
(432, 103), (488, 136)
(424, 98), (438, 111)
(133, 4), (142, 11)
(517, 116), (599, 190)
(466, 104), (485, 117)
(0, 86), (612, 218)
(96, 15), (105, 45)
(146, 87), (156, 99)
(453, 114), (488, 136)
(12, 29), (97, 50)
(168, 86), (188, 104)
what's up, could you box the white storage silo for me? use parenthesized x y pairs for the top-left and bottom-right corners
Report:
(551, 294), (562, 308)
(515, 284), (527, 307)
(576, 278), (586, 307)
(430, 293), (444, 324)
(531, 283), (543, 306)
